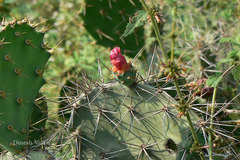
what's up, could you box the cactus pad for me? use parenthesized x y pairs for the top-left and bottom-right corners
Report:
(0, 19), (51, 154)
(70, 82), (198, 159)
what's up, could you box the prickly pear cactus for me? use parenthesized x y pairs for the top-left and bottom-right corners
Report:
(0, 19), (51, 154)
(82, 0), (144, 57)
(68, 47), (199, 159)
(70, 82), (198, 159)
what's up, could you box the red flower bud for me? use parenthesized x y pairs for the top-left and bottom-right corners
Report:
(110, 47), (121, 60)
(110, 47), (130, 74)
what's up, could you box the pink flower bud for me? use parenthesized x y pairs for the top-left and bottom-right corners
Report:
(110, 47), (121, 60)
(110, 47), (130, 74)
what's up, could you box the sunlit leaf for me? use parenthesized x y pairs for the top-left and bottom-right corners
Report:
(207, 76), (223, 88)
(121, 10), (148, 39)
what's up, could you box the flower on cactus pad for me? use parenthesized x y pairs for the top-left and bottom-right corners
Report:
(110, 47), (130, 74)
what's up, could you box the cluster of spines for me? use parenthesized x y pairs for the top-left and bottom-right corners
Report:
(1, 17), (52, 33)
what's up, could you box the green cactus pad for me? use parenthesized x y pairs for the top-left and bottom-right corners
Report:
(71, 82), (199, 159)
(82, 0), (144, 57)
(0, 19), (51, 154)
